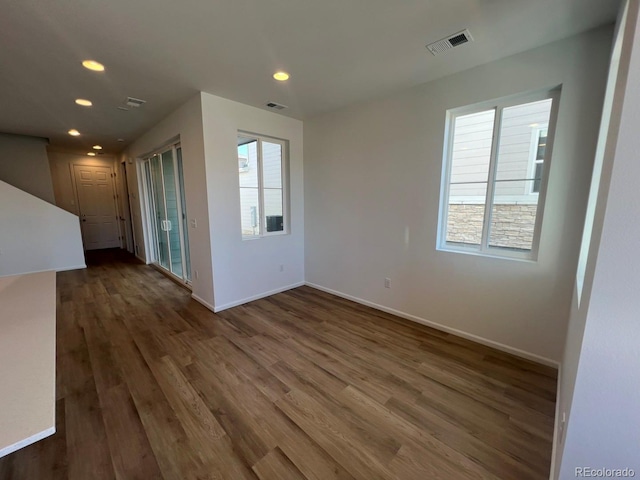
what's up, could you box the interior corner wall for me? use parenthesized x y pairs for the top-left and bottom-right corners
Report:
(553, 2), (630, 477)
(124, 93), (215, 308)
(48, 151), (118, 216)
(303, 26), (613, 363)
(0, 133), (54, 204)
(558, 0), (640, 475)
(200, 92), (304, 311)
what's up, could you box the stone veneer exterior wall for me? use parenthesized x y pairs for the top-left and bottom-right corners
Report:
(446, 204), (538, 250)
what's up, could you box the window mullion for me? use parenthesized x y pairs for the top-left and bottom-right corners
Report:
(481, 106), (502, 252)
(257, 139), (265, 236)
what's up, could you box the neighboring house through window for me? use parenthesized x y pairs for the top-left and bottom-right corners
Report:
(530, 126), (548, 194)
(438, 88), (560, 259)
(237, 133), (288, 239)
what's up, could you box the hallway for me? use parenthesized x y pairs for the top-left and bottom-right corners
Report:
(0, 250), (556, 479)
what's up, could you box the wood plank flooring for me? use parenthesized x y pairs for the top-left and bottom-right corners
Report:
(0, 249), (557, 479)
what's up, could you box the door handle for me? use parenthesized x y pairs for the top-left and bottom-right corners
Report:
(160, 220), (172, 231)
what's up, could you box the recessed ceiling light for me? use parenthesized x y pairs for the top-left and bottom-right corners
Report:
(75, 98), (92, 107)
(273, 71), (290, 81)
(92, 145), (102, 150)
(68, 129), (80, 136)
(87, 152), (96, 156)
(82, 60), (105, 72)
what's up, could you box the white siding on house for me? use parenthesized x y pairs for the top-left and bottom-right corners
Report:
(449, 99), (552, 203)
(239, 141), (259, 236)
(263, 141), (283, 220)
(450, 110), (494, 198)
(494, 99), (552, 199)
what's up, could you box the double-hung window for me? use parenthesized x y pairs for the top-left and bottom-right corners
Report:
(237, 133), (288, 239)
(438, 89), (560, 259)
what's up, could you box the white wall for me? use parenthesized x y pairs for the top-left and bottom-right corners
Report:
(0, 180), (85, 277)
(559, 0), (640, 476)
(554, 2), (630, 477)
(0, 271), (56, 457)
(304, 27), (612, 363)
(124, 94), (215, 307)
(124, 92), (304, 311)
(0, 133), (54, 204)
(200, 92), (304, 310)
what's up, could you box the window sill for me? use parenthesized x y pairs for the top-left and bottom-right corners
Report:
(242, 231), (289, 241)
(436, 245), (538, 263)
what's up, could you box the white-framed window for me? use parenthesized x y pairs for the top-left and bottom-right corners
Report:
(437, 88), (560, 260)
(237, 132), (288, 239)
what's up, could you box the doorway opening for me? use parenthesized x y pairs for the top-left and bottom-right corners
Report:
(72, 164), (120, 250)
(141, 143), (191, 285)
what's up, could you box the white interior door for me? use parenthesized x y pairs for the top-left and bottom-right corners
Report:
(73, 165), (120, 250)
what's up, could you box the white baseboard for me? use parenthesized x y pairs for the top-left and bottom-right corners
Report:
(0, 427), (55, 458)
(57, 264), (87, 272)
(210, 282), (306, 313)
(191, 293), (216, 312)
(7, 265), (86, 276)
(305, 282), (559, 368)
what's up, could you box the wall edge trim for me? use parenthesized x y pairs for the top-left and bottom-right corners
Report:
(0, 427), (55, 459)
(191, 293), (216, 312)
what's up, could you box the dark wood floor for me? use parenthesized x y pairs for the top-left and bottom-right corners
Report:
(0, 249), (557, 480)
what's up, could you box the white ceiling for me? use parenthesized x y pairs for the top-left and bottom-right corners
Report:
(0, 0), (620, 155)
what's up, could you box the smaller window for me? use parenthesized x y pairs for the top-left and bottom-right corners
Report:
(237, 133), (288, 238)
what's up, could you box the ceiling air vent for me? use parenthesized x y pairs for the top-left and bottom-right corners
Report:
(125, 97), (147, 108)
(266, 102), (287, 110)
(426, 29), (474, 56)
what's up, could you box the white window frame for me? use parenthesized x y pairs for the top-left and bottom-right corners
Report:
(437, 87), (561, 261)
(237, 132), (289, 240)
(138, 141), (191, 284)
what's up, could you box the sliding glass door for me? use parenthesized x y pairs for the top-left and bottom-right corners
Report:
(142, 144), (191, 284)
